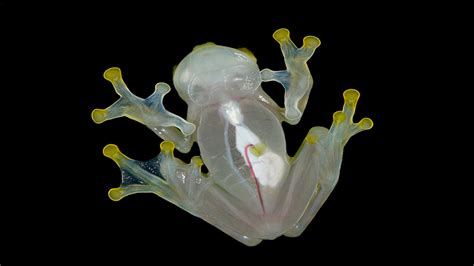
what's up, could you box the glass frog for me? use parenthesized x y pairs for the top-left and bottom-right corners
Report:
(91, 28), (373, 246)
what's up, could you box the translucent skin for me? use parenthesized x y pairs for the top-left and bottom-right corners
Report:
(91, 28), (374, 246)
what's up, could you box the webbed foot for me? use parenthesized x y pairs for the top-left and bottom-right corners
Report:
(102, 141), (209, 213)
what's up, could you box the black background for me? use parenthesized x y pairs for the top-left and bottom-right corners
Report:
(1, 2), (456, 262)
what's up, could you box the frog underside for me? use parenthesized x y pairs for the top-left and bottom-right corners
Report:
(91, 28), (373, 246)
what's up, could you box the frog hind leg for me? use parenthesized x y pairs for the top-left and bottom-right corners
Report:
(284, 89), (373, 237)
(102, 141), (263, 246)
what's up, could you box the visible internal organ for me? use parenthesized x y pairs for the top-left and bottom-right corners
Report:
(244, 144), (265, 214)
(220, 101), (285, 214)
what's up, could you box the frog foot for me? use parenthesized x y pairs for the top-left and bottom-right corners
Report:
(103, 141), (210, 213)
(91, 67), (196, 136)
(329, 89), (374, 145)
(261, 28), (321, 124)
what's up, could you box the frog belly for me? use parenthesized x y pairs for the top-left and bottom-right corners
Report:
(197, 97), (290, 215)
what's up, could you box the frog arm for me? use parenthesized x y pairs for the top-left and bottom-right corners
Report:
(260, 28), (320, 125)
(284, 89), (373, 237)
(91, 67), (196, 153)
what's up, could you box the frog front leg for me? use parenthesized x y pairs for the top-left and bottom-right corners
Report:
(91, 67), (196, 153)
(260, 28), (321, 125)
(284, 89), (374, 237)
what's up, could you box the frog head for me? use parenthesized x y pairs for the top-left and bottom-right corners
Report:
(173, 43), (262, 107)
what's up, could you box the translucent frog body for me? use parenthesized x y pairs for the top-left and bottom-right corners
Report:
(91, 28), (374, 246)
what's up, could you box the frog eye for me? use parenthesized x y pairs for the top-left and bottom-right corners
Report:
(237, 48), (257, 63)
(233, 51), (251, 62)
(189, 84), (211, 106)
